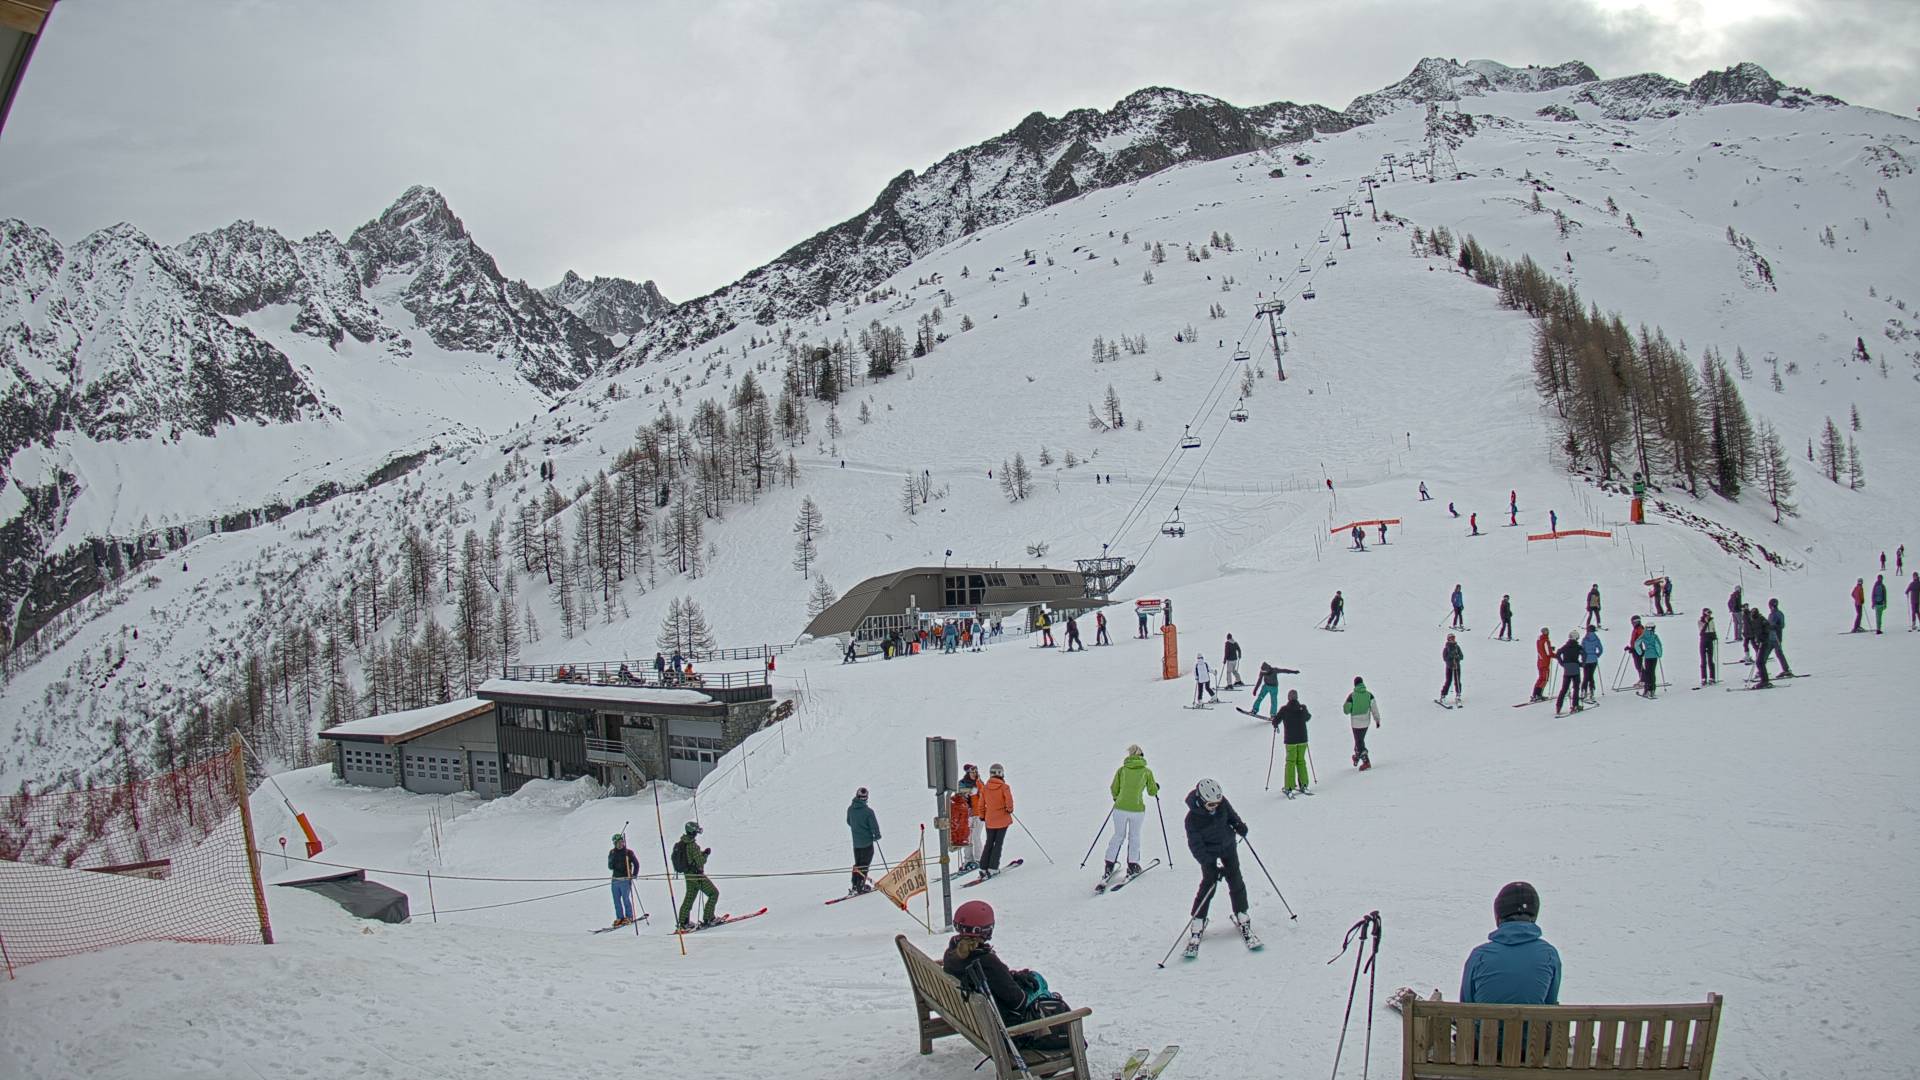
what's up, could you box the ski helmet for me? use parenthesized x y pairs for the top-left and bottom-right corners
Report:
(1495, 881), (1540, 924)
(954, 899), (995, 939)
(989, 763), (1004, 778)
(611, 833), (626, 845)
(684, 821), (702, 837)
(1195, 777), (1224, 804)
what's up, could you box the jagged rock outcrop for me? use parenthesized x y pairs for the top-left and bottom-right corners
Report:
(172, 220), (402, 350)
(1346, 58), (1599, 120)
(346, 186), (615, 392)
(544, 270), (673, 338)
(1576, 62), (1844, 121)
(622, 87), (1356, 363)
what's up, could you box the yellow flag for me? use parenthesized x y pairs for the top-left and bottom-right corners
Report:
(875, 848), (926, 911)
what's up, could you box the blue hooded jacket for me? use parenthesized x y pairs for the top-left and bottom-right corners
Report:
(1461, 921), (1562, 1005)
(1580, 630), (1602, 664)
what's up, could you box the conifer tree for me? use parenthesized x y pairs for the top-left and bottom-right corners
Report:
(1758, 422), (1797, 522)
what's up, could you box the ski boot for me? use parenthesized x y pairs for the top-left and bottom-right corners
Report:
(697, 916), (721, 930)
(1126, 862), (1142, 877)
(1358, 755), (1371, 771)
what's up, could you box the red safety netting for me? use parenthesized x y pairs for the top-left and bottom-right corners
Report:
(0, 742), (271, 975)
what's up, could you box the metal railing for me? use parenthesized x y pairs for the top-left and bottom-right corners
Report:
(499, 661), (769, 691)
(584, 737), (627, 764)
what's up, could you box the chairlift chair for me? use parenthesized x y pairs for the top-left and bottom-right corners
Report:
(1229, 401), (1249, 423)
(1231, 349), (1250, 364)
(1296, 260), (1310, 273)
(1301, 288), (1317, 300)
(1323, 255), (1338, 267)
(1179, 425), (1201, 450)
(1318, 232), (1330, 243)
(1161, 507), (1186, 538)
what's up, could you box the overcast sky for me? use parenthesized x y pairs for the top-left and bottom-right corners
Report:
(1, 0), (1913, 301)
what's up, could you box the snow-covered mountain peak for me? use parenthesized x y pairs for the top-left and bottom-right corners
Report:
(543, 269), (673, 338)
(1346, 57), (1596, 119)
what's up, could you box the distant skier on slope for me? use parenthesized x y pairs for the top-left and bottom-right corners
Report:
(1697, 609), (1718, 685)
(673, 822), (720, 931)
(1872, 574), (1888, 634)
(1469, 513), (1480, 536)
(1344, 676), (1381, 768)
(1497, 594), (1513, 640)
(1766, 599), (1794, 679)
(1137, 607), (1151, 639)
(1222, 634), (1244, 688)
(608, 833), (640, 928)
(1351, 524), (1366, 551)
(1530, 628), (1552, 702)
(1728, 585), (1744, 648)
(1095, 611), (1110, 646)
(1586, 584), (1603, 630)
(1065, 616), (1084, 652)
(1440, 634), (1464, 706)
(1450, 584), (1466, 629)
(1909, 572), (1920, 630)
(1274, 690), (1312, 797)
(1036, 610), (1054, 648)
(1193, 654), (1220, 706)
(1325, 590), (1345, 630)
(1101, 745), (1159, 886)
(1184, 778), (1253, 942)
(1419, 481), (1432, 501)
(1851, 578), (1866, 633)
(1579, 626), (1602, 703)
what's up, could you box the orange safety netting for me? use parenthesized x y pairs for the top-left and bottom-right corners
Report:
(0, 741), (271, 975)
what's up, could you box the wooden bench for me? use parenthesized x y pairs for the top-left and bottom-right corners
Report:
(1404, 995), (1723, 1079)
(895, 934), (1093, 1079)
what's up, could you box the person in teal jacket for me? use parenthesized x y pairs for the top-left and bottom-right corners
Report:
(846, 788), (882, 895)
(1461, 881), (1562, 1005)
(1632, 623), (1663, 697)
(1101, 745), (1159, 883)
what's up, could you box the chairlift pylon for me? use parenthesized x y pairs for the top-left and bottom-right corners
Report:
(1179, 425), (1201, 450)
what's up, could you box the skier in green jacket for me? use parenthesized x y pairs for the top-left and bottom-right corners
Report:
(673, 822), (720, 930)
(1100, 745), (1160, 887)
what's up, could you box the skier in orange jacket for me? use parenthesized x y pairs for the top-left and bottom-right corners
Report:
(973, 764), (1016, 879)
(1530, 628), (1552, 702)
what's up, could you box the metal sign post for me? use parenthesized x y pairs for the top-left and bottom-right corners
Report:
(925, 736), (959, 931)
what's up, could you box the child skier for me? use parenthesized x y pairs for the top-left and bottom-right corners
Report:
(1101, 745), (1159, 887)
(1440, 634), (1464, 706)
(1343, 677), (1381, 769)
(1531, 628), (1552, 702)
(1586, 584), (1602, 630)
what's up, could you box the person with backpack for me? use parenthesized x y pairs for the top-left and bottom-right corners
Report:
(1497, 594), (1513, 641)
(1274, 690), (1312, 797)
(1221, 634), (1244, 688)
(1440, 634), (1464, 706)
(1450, 584), (1466, 628)
(1065, 616), (1084, 652)
(1100, 745), (1159, 886)
(943, 901), (1075, 1054)
(1193, 654), (1220, 706)
(1137, 607), (1151, 639)
(1344, 677), (1381, 769)
(1633, 623), (1664, 697)
(1872, 574), (1889, 634)
(1586, 585), (1602, 630)
(1697, 608), (1718, 685)
(846, 787), (882, 896)
(607, 833), (640, 928)
(1035, 610), (1054, 648)
(974, 764), (1015, 880)
(1183, 778), (1254, 943)
(1351, 524), (1366, 551)
(1909, 572), (1920, 631)
(1554, 631), (1585, 714)
(1852, 578), (1867, 633)
(672, 822), (719, 931)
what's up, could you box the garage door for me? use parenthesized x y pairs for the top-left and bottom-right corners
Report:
(667, 719), (726, 789)
(401, 749), (467, 795)
(341, 746), (396, 788)
(468, 751), (502, 797)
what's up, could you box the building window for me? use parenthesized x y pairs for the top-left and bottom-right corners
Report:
(507, 754), (551, 779)
(629, 716), (655, 731)
(1018, 573), (1039, 587)
(985, 573), (1006, 587)
(1053, 573), (1072, 585)
(668, 733), (725, 766)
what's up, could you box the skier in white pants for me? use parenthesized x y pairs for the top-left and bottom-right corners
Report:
(1101, 745), (1160, 886)
(1193, 655), (1219, 705)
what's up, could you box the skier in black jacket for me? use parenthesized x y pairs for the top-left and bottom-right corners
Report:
(1183, 779), (1251, 930)
(1553, 632), (1585, 713)
(1325, 590), (1345, 630)
(1221, 634), (1244, 688)
(1273, 691), (1313, 796)
(1440, 635), (1464, 705)
(607, 833), (641, 927)
(942, 900), (1065, 1038)
(1497, 595), (1513, 640)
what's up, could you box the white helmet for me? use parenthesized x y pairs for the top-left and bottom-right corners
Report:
(1196, 778), (1224, 803)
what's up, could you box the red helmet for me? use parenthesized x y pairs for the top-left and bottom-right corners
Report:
(954, 899), (995, 939)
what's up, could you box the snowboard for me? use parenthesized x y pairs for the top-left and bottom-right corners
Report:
(963, 859), (1025, 887)
(673, 907), (768, 933)
(1235, 707), (1273, 721)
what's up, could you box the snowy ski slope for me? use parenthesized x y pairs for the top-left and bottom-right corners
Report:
(1, 80), (1917, 1079)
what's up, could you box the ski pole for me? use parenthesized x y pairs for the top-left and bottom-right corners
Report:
(1239, 836), (1296, 919)
(1328, 910), (1383, 1080)
(1307, 746), (1318, 785)
(1078, 809), (1114, 868)
(1264, 723), (1278, 790)
(1154, 795), (1174, 866)
(1157, 876), (1221, 968)
(1010, 813), (1054, 864)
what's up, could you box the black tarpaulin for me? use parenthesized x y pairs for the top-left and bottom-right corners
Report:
(274, 869), (411, 923)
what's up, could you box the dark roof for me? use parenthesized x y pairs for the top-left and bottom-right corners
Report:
(0, 2), (57, 141)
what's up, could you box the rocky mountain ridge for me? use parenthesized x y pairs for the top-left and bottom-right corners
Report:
(543, 270), (673, 338)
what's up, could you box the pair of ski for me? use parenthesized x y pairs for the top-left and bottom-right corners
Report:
(1094, 859), (1161, 894)
(1279, 788), (1314, 800)
(1185, 916), (1263, 959)
(1113, 1045), (1180, 1080)
(1183, 700), (1222, 711)
(1318, 624), (1345, 632)
(1432, 697), (1462, 710)
(962, 858), (1025, 887)
(823, 886), (878, 906)
(1729, 672), (1809, 692)
(673, 907), (768, 933)
(591, 913), (651, 933)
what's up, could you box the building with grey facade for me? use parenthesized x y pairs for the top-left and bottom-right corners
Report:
(319, 698), (503, 796)
(803, 565), (1110, 645)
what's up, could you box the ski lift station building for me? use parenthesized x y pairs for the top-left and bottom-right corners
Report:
(804, 564), (1127, 645)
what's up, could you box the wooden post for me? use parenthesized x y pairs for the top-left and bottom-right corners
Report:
(229, 733), (275, 945)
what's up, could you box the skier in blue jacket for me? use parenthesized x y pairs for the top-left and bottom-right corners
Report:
(1633, 624), (1664, 697)
(1461, 881), (1562, 1005)
(1578, 628), (1603, 703)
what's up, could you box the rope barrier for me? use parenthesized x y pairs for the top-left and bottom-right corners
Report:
(257, 852), (876, 883)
